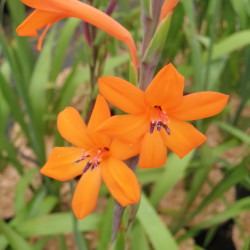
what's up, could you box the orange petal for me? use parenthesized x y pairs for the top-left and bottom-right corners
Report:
(99, 77), (146, 114)
(40, 147), (85, 181)
(161, 117), (207, 158)
(57, 107), (94, 149)
(72, 168), (101, 219)
(101, 157), (140, 206)
(169, 92), (229, 121)
(138, 132), (167, 169)
(88, 95), (111, 130)
(159, 0), (179, 23)
(19, 0), (138, 68)
(16, 9), (64, 37)
(109, 138), (141, 161)
(87, 95), (111, 148)
(145, 63), (184, 109)
(97, 114), (149, 143)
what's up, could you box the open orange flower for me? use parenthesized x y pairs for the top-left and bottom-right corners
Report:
(41, 95), (140, 219)
(98, 64), (229, 169)
(17, 0), (138, 68)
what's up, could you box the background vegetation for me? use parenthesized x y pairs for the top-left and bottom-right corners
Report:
(0, 0), (249, 249)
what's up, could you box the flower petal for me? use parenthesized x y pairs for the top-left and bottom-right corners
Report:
(88, 95), (111, 130)
(97, 114), (149, 143)
(16, 9), (64, 37)
(18, 0), (138, 68)
(161, 117), (207, 158)
(138, 132), (167, 169)
(87, 95), (111, 148)
(40, 147), (85, 181)
(109, 138), (141, 160)
(145, 63), (184, 109)
(72, 168), (101, 219)
(101, 157), (140, 206)
(159, 0), (179, 23)
(98, 77), (146, 114)
(57, 107), (94, 149)
(169, 92), (229, 121)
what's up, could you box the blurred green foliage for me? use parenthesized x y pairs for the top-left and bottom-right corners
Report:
(0, 0), (249, 249)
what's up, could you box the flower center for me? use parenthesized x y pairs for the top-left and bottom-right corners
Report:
(73, 147), (109, 173)
(149, 106), (171, 135)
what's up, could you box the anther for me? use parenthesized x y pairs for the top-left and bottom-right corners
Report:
(156, 121), (162, 131)
(162, 124), (171, 135)
(82, 161), (92, 173)
(73, 155), (90, 164)
(150, 122), (156, 134)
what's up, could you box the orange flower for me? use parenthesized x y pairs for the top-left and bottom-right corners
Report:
(159, 0), (179, 24)
(41, 95), (140, 219)
(98, 64), (229, 169)
(17, 0), (138, 68)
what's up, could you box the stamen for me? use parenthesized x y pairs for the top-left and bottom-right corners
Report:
(156, 121), (162, 131)
(149, 106), (170, 135)
(162, 124), (171, 135)
(150, 122), (156, 134)
(83, 161), (92, 173)
(73, 154), (90, 164)
(73, 147), (108, 174)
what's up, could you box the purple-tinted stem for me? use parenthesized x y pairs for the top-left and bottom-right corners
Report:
(106, 0), (117, 16)
(82, 21), (91, 46)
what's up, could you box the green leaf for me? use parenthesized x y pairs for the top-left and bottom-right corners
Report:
(103, 55), (130, 76)
(111, 231), (126, 250)
(0, 69), (30, 138)
(0, 220), (33, 250)
(194, 163), (248, 215)
(178, 197), (250, 242)
(181, 0), (202, 91)
(143, 14), (172, 65)
(14, 168), (38, 213)
(97, 198), (113, 250)
(130, 221), (150, 250)
(35, 196), (58, 217)
(0, 235), (8, 250)
(229, 0), (248, 28)
(50, 18), (81, 82)
(137, 168), (164, 184)
(14, 213), (102, 237)
(72, 212), (89, 250)
(211, 30), (250, 60)
(215, 121), (250, 144)
(150, 151), (195, 207)
(136, 193), (179, 250)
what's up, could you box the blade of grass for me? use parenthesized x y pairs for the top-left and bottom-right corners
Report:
(0, 220), (33, 250)
(211, 30), (250, 60)
(50, 18), (81, 82)
(215, 121), (250, 144)
(14, 213), (102, 237)
(97, 197), (114, 250)
(181, 0), (203, 91)
(150, 151), (195, 207)
(129, 221), (150, 250)
(178, 197), (250, 242)
(14, 168), (38, 213)
(137, 193), (178, 250)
